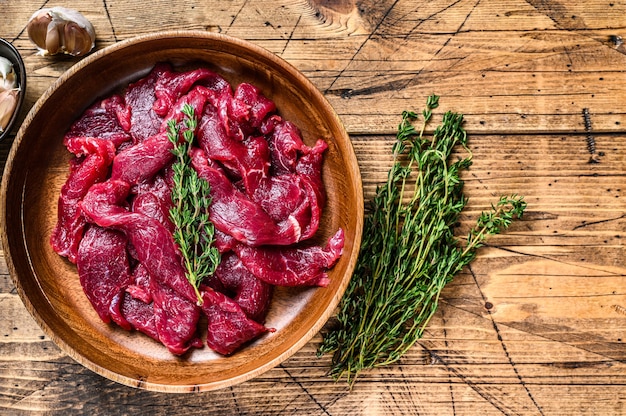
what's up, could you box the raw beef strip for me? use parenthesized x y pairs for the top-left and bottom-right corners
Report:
(250, 173), (320, 241)
(201, 288), (269, 355)
(119, 293), (159, 341)
(151, 276), (203, 355)
(153, 67), (230, 118)
(125, 263), (152, 304)
(124, 63), (170, 143)
(64, 95), (132, 148)
(264, 117), (328, 203)
(250, 116), (328, 240)
(109, 131), (174, 185)
(131, 173), (174, 232)
(158, 85), (210, 132)
(196, 100), (271, 195)
(263, 117), (307, 175)
(248, 139), (328, 240)
(76, 225), (132, 324)
(251, 174), (306, 222)
(233, 228), (345, 287)
(239, 135), (272, 195)
(296, 138), (328, 207)
(227, 82), (276, 138)
(213, 252), (273, 323)
(50, 137), (116, 263)
(287, 138), (330, 240)
(190, 147), (302, 246)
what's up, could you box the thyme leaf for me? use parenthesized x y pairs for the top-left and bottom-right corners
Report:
(167, 104), (220, 305)
(318, 95), (526, 384)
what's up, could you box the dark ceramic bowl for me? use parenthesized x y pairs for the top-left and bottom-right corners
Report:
(0, 38), (26, 141)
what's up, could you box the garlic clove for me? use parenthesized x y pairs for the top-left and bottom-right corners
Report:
(26, 10), (53, 53)
(63, 21), (94, 57)
(0, 56), (18, 92)
(0, 89), (18, 132)
(44, 15), (62, 55)
(27, 7), (96, 57)
(1, 71), (17, 91)
(0, 56), (13, 80)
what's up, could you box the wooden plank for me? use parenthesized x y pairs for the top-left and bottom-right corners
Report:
(2, 1), (626, 136)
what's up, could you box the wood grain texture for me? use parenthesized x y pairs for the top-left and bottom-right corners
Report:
(1, 0), (625, 414)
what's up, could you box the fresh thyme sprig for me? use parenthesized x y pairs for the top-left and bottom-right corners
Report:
(167, 104), (220, 305)
(318, 95), (526, 384)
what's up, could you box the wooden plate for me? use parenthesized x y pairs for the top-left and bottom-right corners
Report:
(0, 31), (363, 392)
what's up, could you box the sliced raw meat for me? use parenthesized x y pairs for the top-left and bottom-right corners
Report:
(110, 86), (213, 186)
(296, 138), (328, 207)
(80, 181), (204, 354)
(250, 173), (320, 240)
(50, 137), (116, 263)
(109, 131), (174, 185)
(264, 118), (307, 175)
(53, 63), (343, 356)
(227, 82), (276, 137)
(190, 147), (302, 246)
(213, 252), (273, 323)
(76, 225), (132, 324)
(197, 101), (270, 195)
(65, 94), (131, 148)
(151, 276), (203, 355)
(153, 67), (230, 117)
(81, 179), (271, 354)
(131, 173), (174, 232)
(250, 174), (305, 222)
(119, 293), (159, 341)
(233, 228), (345, 287)
(158, 85), (211, 132)
(125, 63), (170, 143)
(201, 288), (269, 355)
(120, 265), (202, 354)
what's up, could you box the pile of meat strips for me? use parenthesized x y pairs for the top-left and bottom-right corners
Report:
(50, 63), (344, 356)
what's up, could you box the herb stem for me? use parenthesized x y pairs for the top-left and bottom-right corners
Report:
(167, 104), (220, 305)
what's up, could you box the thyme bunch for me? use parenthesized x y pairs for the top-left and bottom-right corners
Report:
(318, 95), (526, 384)
(167, 104), (220, 305)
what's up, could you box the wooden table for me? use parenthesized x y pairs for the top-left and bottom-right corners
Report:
(1, 1), (625, 414)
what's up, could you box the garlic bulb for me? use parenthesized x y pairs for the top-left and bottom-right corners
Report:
(27, 7), (96, 56)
